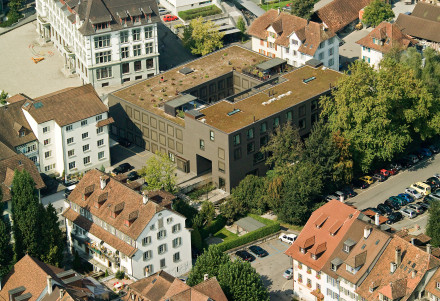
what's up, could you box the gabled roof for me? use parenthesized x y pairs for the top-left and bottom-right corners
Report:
(285, 200), (360, 271)
(411, 2), (440, 22)
(425, 267), (440, 298)
(356, 22), (417, 54)
(395, 13), (440, 43)
(315, 0), (373, 32)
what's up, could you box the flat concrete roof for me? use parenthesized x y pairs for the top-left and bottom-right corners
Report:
(198, 65), (343, 133)
(235, 216), (266, 232)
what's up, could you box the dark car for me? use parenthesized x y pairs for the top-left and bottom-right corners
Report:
(387, 212), (403, 224)
(118, 138), (132, 147)
(384, 198), (400, 210)
(397, 193), (414, 204)
(112, 163), (133, 175)
(390, 162), (402, 172)
(395, 195), (409, 206)
(249, 245), (268, 257)
(397, 158), (413, 168)
(127, 171), (139, 181)
(377, 203), (393, 215)
(372, 173), (386, 182)
(418, 148), (433, 158)
(429, 144), (440, 154)
(417, 201), (430, 210)
(342, 186), (357, 198)
(408, 203), (425, 214)
(424, 195), (437, 205)
(235, 250), (255, 262)
(426, 177), (440, 190)
(353, 179), (369, 189)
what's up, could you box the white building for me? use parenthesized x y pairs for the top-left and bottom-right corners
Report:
(35, 0), (160, 88)
(356, 22), (417, 69)
(159, 0), (220, 17)
(248, 10), (340, 70)
(63, 169), (192, 279)
(20, 84), (112, 178)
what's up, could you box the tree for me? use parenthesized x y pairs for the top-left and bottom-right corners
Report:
(182, 17), (224, 56)
(5, 0), (23, 24)
(362, 0), (394, 27)
(187, 245), (229, 286)
(173, 199), (198, 227)
(427, 200), (440, 247)
(199, 201), (215, 226)
(139, 151), (176, 193)
(41, 204), (64, 267)
(220, 197), (246, 224)
(261, 123), (304, 169)
(290, 0), (316, 20)
(218, 260), (269, 301)
(191, 227), (203, 250)
(236, 16), (246, 35)
(0, 91), (8, 104)
(321, 60), (440, 173)
(0, 216), (13, 279)
(230, 175), (267, 214)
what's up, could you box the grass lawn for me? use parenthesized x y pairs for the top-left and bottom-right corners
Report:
(214, 228), (238, 242)
(278, 220), (304, 232)
(260, 0), (291, 11)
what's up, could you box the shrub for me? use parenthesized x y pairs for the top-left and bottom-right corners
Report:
(178, 5), (222, 20)
(115, 270), (125, 280)
(200, 215), (227, 239)
(191, 228), (203, 250)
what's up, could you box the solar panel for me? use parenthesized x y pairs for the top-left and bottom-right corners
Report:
(179, 67), (193, 75)
(303, 77), (316, 84)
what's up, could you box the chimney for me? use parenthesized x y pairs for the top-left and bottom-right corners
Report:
(411, 238), (415, 245)
(339, 195), (344, 203)
(395, 247), (401, 266)
(412, 270), (416, 278)
(427, 244), (432, 254)
(100, 176), (107, 190)
(143, 191), (149, 204)
(390, 262), (397, 273)
(364, 226), (372, 239)
(47, 275), (53, 295)
(277, 7), (280, 15)
(375, 213), (380, 226)
(59, 289), (64, 300)
(204, 274), (209, 281)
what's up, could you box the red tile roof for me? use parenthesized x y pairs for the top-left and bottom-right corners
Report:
(425, 267), (440, 298)
(356, 22), (417, 54)
(285, 200), (360, 271)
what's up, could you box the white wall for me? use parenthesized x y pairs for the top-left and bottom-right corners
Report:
(360, 46), (382, 69)
(160, 0), (218, 15)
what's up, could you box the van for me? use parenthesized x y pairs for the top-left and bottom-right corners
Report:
(410, 182), (431, 196)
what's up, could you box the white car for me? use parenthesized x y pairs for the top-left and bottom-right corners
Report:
(400, 207), (417, 219)
(405, 187), (423, 200)
(283, 268), (293, 279)
(279, 233), (297, 244)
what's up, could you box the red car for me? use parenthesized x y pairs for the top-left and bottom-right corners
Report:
(379, 169), (390, 177)
(163, 14), (178, 22)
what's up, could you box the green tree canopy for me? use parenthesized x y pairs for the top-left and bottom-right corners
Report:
(321, 60), (440, 173)
(41, 204), (64, 266)
(427, 200), (440, 247)
(219, 197), (246, 224)
(187, 245), (229, 286)
(362, 0), (394, 27)
(0, 217), (13, 279)
(199, 201), (215, 226)
(139, 151), (176, 193)
(290, 0), (317, 19)
(183, 17), (224, 56)
(236, 16), (246, 34)
(218, 260), (269, 301)
(230, 175), (267, 215)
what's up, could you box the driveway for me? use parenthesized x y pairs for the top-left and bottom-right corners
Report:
(339, 27), (372, 70)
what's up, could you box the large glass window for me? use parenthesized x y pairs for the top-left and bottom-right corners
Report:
(96, 67), (112, 80)
(120, 31), (129, 43)
(94, 35), (110, 49)
(121, 46), (129, 59)
(145, 42), (154, 54)
(145, 26), (153, 39)
(260, 122), (267, 134)
(133, 44), (141, 56)
(134, 60), (142, 71)
(132, 29), (141, 41)
(233, 134), (241, 146)
(95, 51), (111, 64)
(247, 128), (254, 139)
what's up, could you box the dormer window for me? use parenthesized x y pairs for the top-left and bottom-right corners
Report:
(300, 247), (305, 254)
(125, 210), (139, 227)
(330, 258), (343, 271)
(19, 130), (25, 137)
(111, 202), (125, 218)
(437, 281), (440, 290)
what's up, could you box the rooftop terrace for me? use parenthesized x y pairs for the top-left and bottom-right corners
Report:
(112, 46), (269, 126)
(198, 65), (343, 133)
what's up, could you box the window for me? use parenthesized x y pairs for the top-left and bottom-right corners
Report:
(311, 100), (318, 111)
(260, 136), (268, 147)
(247, 142), (255, 154)
(44, 138), (51, 145)
(299, 119), (306, 129)
(218, 161), (225, 173)
(307, 278), (312, 288)
(83, 156), (90, 165)
(43, 126), (50, 133)
(144, 264), (153, 276)
(233, 134), (241, 146)
(253, 152), (265, 164)
(260, 122), (267, 134)
(172, 223), (181, 233)
(145, 42), (153, 54)
(234, 148), (242, 160)
(173, 237), (182, 248)
(97, 139), (104, 147)
(121, 46), (129, 59)
(273, 117), (280, 128)
(132, 29), (141, 41)
(81, 120), (88, 126)
(97, 127), (104, 134)
(98, 151), (105, 160)
(247, 128), (254, 139)
(318, 52), (324, 60)
(122, 63), (130, 74)
(142, 236), (152, 246)
(68, 150), (74, 157)
(160, 258), (166, 268)
(329, 58), (335, 66)
(299, 105), (306, 117)
(44, 164), (55, 172)
(331, 263), (337, 271)
(67, 137), (74, 144)
(120, 31), (129, 43)
(83, 144), (90, 152)
(69, 161), (76, 170)
(328, 37), (334, 44)
(437, 282), (440, 289)
(150, 224), (155, 230)
(146, 58), (154, 69)
(157, 229), (166, 239)
(145, 26), (153, 38)
(96, 66), (112, 79)
(158, 244), (167, 254)
(44, 151), (52, 158)
(82, 132), (88, 139)
(143, 250), (152, 261)
(298, 273), (303, 283)
(66, 125), (73, 131)
(95, 51), (111, 64)
(328, 48), (334, 56)
(173, 252), (180, 262)
(292, 39), (298, 45)
(210, 130), (215, 141)
(286, 111), (292, 121)
(94, 35), (110, 48)
(199, 139), (205, 150)
(133, 44), (141, 56)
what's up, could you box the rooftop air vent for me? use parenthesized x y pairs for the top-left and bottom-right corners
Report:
(303, 77), (316, 84)
(227, 109), (241, 116)
(179, 67), (193, 75)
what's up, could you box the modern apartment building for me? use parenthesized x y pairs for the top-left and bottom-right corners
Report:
(108, 45), (342, 192)
(248, 10), (340, 70)
(35, 0), (160, 87)
(63, 169), (192, 279)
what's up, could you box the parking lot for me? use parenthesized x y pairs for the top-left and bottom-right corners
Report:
(231, 237), (294, 301)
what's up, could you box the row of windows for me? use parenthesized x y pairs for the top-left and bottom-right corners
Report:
(68, 152), (105, 169)
(65, 116), (102, 132)
(95, 42), (154, 64)
(142, 252), (180, 275)
(143, 238), (182, 260)
(120, 27), (154, 44)
(141, 223), (182, 246)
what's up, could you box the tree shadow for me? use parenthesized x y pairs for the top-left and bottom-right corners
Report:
(269, 289), (294, 301)
(407, 156), (435, 172)
(260, 274), (273, 288)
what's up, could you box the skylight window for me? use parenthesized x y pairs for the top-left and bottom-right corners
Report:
(227, 109), (241, 116)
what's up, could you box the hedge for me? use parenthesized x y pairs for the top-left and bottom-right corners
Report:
(178, 5), (222, 21)
(200, 215), (227, 239)
(216, 216), (280, 252)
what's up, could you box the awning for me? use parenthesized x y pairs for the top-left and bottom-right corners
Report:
(96, 117), (115, 127)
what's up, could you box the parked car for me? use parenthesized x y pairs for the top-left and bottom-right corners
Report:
(360, 176), (374, 185)
(163, 14), (178, 21)
(418, 148), (433, 158)
(397, 193), (414, 204)
(417, 201), (430, 210)
(112, 163), (134, 175)
(426, 177), (440, 190)
(429, 144), (440, 154)
(158, 7), (169, 14)
(411, 182), (431, 196)
(235, 250), (255, 262)
(372, 173), (386, 182)
(377, 203), (393, 215)
(127, 171), (139, 181)
(249, 245), (268, 257)
(429, 191), (440, 201)
(325, 194), (339, 202)
(407, 203), (425, 214)
(397, 158), (413, 169)
(424, 195), (437, 205)
(405, 187), (423, 200)
(334, 191), (346, 201)
(394, 195), (409, 206)
(434, 173), (440, 180)
(400, 208), (418, 219)
(375, 169), (391, 178)
(386, 212), (403, 224)
(387, 165), (399, 175)
(279, 233), (297, 244)
(117, 138), (132, 147)
(64, 185), (76, 198)
(353, 179), (369, 189)
(389, 162), (402, 172)
(283, 268), (293, 279)
(342, 186), (357, 197)
(405, 154), (420, 164)
(384, 197), (400, 210)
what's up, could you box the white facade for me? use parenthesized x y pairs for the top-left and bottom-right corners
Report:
(35, 0), (160, 87)
(14, 140), (40, 168)
(360, 46), (383, 69)
(65, 200), (192, 279)
(22, 110), (111, 177)
(160, 0), (220, 16)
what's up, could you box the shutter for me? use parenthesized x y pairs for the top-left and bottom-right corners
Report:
(266, 41), (269, 47)
(260, 39), (263, 46)
(275, 44), (277, 51)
